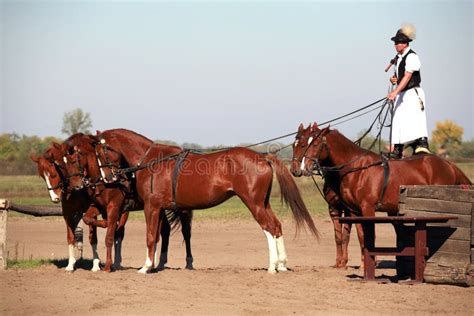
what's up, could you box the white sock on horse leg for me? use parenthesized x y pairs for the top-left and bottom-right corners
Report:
(66, 244), (76, 272)
(276, 236), (288, 271)
(263, 230), (278, 274)
(91, 244), (100, 272)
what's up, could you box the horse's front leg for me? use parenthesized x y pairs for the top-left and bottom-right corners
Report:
(83, 206), (101, 272)
(63, 212), (80, 272)
(113, 211), (129, 270)
(329, 207), (345, 268)
(103, 204), (120, 272)
(139, 204), (161, 274)
(355, 223), (364, 269)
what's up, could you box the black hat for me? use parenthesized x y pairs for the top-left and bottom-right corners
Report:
(391, 29), (412, 43)
(391, 24), (416, 43)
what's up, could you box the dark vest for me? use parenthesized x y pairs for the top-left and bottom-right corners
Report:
(397, 49), (421, 92)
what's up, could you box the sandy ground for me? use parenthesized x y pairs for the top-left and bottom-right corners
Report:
(1, 216), (473, 315)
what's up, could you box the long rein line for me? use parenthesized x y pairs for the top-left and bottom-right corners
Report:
(245, 97), (388, 150)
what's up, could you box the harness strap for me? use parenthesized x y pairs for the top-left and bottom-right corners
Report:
(171, 150), (190, 210)
(375, 155), (390, 211)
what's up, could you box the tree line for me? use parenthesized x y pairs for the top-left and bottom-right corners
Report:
(1, 131), (472, 176)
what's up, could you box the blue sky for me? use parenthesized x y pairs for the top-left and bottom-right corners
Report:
(1, 0), (472, 146)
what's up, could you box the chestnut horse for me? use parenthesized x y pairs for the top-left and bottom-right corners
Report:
(85, 129), (194, 270)
(291, 123), (471, 265)
(95, 129), (319, 273)
(292, 124), (364, 268)
(31, 144), (101, 271)
(61, 134), (132, 271)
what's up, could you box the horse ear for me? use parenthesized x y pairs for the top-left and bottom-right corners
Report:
(312, 122), (319, 131)
(298, 123), (304, 131)
(96, 130), (102, 137)
(30, 154), (39, 163)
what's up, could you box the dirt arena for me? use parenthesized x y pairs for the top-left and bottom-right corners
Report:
(1, 216), (473, 315)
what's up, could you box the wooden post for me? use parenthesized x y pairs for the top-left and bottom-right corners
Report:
(0, 199), (8, 270)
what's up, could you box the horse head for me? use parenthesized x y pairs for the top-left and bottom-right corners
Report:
(291, 122), (330, 176)
(94, 130), (123, 183)
(31, 143), (67, 203)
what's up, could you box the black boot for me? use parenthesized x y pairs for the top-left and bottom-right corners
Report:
(389, 144), (404, 159)
(414, 137), (431, 155)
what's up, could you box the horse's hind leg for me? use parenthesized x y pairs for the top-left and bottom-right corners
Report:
(113, 212), (128, 270)
(181, 210), (194, 270)
(157, 211), (170, 271)
(243, 199), (283, 273)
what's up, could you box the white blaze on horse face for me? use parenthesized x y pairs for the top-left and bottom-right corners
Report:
(308, 136), (313, 146)
(263, 230), (278, 274)
(300, 157), (306, 171)
(63, 156), (68, 164)
(96, 156), (108, 181)
(294, 140), (299, 147)
(43, 171), (60, 202)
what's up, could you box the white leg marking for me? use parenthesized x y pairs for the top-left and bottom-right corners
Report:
(300, 157), (306, 172)
(263, 230), (278, 274)
(113, 238), (123, 270)
(91, 244), (101, 272)
(65, 244), (76, 272)
(276, 236), (288, 272)
(44, 172), (60, 202)
(138, 245), (155, 274)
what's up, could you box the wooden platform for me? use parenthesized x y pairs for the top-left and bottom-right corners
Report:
(398, 185), (473, 286)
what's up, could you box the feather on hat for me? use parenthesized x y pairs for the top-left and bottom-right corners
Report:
(391, 23), (416, 42)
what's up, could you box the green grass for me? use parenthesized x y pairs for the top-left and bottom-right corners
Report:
(1, 162), (472, 221)
(7, 258), (52, 269)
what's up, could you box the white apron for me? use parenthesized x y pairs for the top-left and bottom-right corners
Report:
(391, 87), (428, 144)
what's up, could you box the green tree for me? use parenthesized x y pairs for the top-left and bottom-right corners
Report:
(61, 108), (93, 136)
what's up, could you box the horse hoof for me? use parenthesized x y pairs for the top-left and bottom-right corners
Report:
(267, 268), (277, 274)
(185, 265), (194, 270)
(138, 267), (149, 274)
(156, 264), (166, 271)
(277, 266), (288, 272)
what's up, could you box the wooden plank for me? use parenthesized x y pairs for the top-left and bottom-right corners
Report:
(402, 197), (472, 215)
(400, 210), (470, 228)
(404, 186), (474, 203)
(0, 210), (7, 270)
(427, 250), (471, 266)
(424, 263), (470, 286)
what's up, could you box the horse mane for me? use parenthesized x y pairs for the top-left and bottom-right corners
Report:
(328, 128), (379, 158)
(104, 128), (154, 143)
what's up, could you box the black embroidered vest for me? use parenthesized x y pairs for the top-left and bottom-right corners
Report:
(397, 49), (421, 92)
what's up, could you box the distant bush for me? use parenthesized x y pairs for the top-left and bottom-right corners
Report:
(0, 133), (62, 175)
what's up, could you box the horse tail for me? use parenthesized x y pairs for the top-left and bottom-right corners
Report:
(266, 154), (320, 239)
(161, 209), (194, 232)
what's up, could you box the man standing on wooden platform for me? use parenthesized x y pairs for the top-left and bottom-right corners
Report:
(387, 23), (431, 159)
